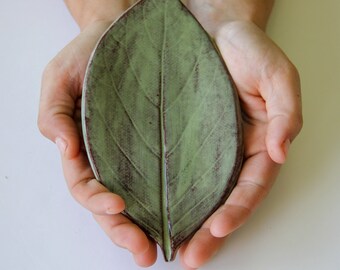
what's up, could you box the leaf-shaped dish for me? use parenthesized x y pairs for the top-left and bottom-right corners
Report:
(82, 0), (243, 261)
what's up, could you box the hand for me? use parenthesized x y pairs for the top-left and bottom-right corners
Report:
(38, 4), (302, 270)
(38, 20), (158, 267)
(178, 21), (303, 269)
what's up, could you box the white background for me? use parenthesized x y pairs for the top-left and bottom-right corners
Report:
(1, 1), (340, 269)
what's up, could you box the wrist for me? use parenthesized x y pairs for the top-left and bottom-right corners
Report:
(64, 0), (134, 31)
(78, 7), (126, 31)
(186, 0), (274, 37)
(223, 1), (274, 32)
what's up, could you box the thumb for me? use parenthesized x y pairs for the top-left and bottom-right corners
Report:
(263, 63), (303, 164)
(38, 63), (81, 160)
(266, 115), (293, 164)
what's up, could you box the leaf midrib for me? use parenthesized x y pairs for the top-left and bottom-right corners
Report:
(159, 0), (171, 261)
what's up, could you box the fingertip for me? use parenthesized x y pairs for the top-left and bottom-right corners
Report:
(210, 213), (235, 238)
(70, 177), (125, 215)
(114, 223), (150, 255)
(182, 247), (200, 269)
(179, 243), (196, 270)
(106, 194), (125, 214)
(56, 137), (67, 155)
(267, 138), (289, 164)
(266, 116), (290, 164)
(181, 240), (202, 268)
(181, 228), (224, 269)
(93, 214), (155, 265)
(38, 105), (81, 159)
(181, 260), (197, 270)
(66, 137), (81, 160)
(210, 205), (251, 238)
(55, 135), (80, 161)
(210, 214), (229, 238)
(133, 240), (157, 267)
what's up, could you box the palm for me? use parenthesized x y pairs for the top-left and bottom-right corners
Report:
(218, 22), (273, 161)
(62, 18), (277, 267)
(220, 20), (300, 161)
(39, 21), (154, 263)
(177, 21), (302, 269)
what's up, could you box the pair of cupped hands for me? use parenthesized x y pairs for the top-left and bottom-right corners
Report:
(38, 1), (302, 269)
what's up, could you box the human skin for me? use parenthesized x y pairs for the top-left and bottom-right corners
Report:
(38, 0), (303, 269)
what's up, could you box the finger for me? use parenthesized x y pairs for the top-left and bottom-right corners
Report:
(266, 114), (293, 164)
(263, 62), (303, 164)
(180, 228), (225, 269)
(93, 214), (157, 267)
(215, 22), (303, 164)
(60, 149), (125, 215)
(70, 177), (126, 215)
(38, 61), (81, 159)
(210, 151), (280, 238)
(133, 239), (157, 267)
(179, 243), (194, 270)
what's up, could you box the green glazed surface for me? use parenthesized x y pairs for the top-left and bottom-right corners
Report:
(82, 0), (243, 261)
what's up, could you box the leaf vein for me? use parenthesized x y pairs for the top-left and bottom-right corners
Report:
(167, 64), (219, 156)
(95, 150), (159, 220)
(104, 36), (159, 108)
(98, 56), (160, 158)
(173, 184), (220, 229)
(172, 120), (232, 210)
(91, 93), (150, 182)
(170, 98), (227, 182)
(165, 41), (205, 113)
(142, 3), (158, 49)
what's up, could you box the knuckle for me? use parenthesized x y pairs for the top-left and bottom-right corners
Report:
(288, 112), (303, 141)
(42, 52), (73, 85)
(285, 61), (299, 76)
(70, 180), (86, 202)
(282, 62), (301, 90)
(37, 116), (47, 136)
(265, 56), (301, 84)
(38, 61), (60, 138)
(280, 61), (299, 81)
(42, 59), (61, 82)
(295, 113), (303, 134)
(70, 178), (98, 207)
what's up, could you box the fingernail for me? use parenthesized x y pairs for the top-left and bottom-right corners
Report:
(56, 137), (67, 155)
(106, 208), (117, 215)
